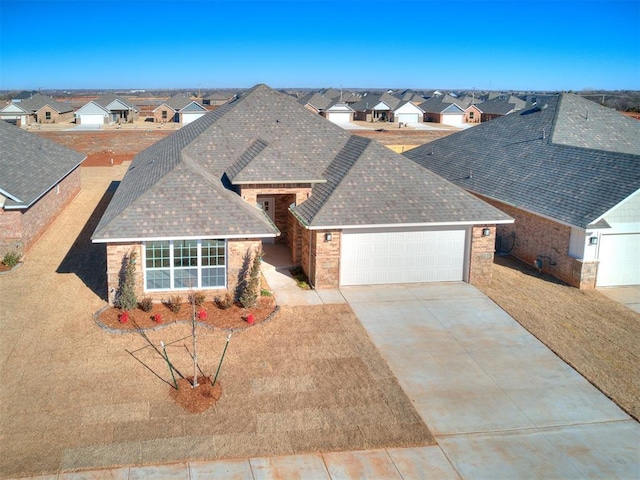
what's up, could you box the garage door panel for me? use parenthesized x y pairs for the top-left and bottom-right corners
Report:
(597, 233), (640, 286)
(340, 229), (465, 286)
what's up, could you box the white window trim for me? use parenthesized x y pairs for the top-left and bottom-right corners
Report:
(142, 239), (227, 292)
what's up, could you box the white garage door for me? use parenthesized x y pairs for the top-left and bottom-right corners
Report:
(328, 112), (351, 124)
(182, 112), (205, 125)
(397, 113), (419, 124)
(596, 233), (640, 286)
(80, 114), (104, 125)
(340, 229), (466, 286)
(442, 114), (464, 126)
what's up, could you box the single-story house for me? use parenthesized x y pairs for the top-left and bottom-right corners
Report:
(75, 95), (139, 126)
(0, 93), (75, 126)
(324, 102), (355, 124)
(202, 92), (234, 108)
(351, 92), (424, 124)
(0, 120), (85, 258)
(405, 93), (640, 288)
(91, 84), (513, 305)
(464, 104), (482, 124)
(474, 97), (520, 122)
(419, 97), (466, 126)
(152, 95), (208, 124)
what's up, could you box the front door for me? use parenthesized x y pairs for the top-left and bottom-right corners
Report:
(257, 196), (275, 244)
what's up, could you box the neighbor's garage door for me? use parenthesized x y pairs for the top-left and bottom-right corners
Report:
(182, 112), (205, 125)
(442, 114), (464, 126)
(328, 112), (351, 123)
(596, 233), (640, 286)
(397, 113), (419, 124)
(79, 114), (104, 125)
(340, 229), (466, 286)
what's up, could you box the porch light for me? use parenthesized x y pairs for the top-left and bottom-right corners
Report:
(482, 228), (491, 237)
(324, 233), (332, 242)
(589, 236), (598, 246)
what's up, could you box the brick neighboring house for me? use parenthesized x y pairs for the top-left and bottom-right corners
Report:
(0, 93), (75, 126)
(0, 121), (85, 258)
(152, 94), (207, 124)
(419, 97), (466, 126)
(75, 95), (140, 126)
(91, 84), (512, 305)
(350, 92), (424, 125)
(405, 93), (640, 288)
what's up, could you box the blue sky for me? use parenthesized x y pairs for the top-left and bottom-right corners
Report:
(0, 0), (638, 91)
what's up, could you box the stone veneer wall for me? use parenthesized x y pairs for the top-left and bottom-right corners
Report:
(105, 238), (261, 306)
(298, 228), (341, 289)
(476, 194), (598, 289)
(468, 225), (496, 287)
(0, 167), (81, 258)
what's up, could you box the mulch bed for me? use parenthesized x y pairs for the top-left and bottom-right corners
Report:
(170, 376), (223, 413)
(96, 296), (277, 332)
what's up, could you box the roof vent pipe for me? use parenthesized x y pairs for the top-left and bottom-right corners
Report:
(542, 128), (546, 140)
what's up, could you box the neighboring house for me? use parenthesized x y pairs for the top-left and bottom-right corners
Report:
(324, 102), (355, 124)
(0, 121), (85, 258)
(405, 94), (640, 288)
(419, 97), (466, 126)
(474, 97), (519, 122)
(351, 92), (424, 124)
(464, 104), (482, 124)
(11, 90), (38, 102)
(75, 95), (139, 126)
(202, 92), (234, 108)
(91, 84), (512, 305)
(152, 94), (208, 124)
(0, 93), (75, 126)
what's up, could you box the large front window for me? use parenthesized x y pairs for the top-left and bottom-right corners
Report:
(144, 239), (226, 290)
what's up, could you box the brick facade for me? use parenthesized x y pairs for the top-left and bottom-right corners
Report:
(153, 107), (176, 123)
(0, 167), (81, 259)
(104, 238), (262, 306)
(35, 107), (74, 124)
(309, 230), (341, 288)
(476, 194), (598, 289)
(240, 184), (313, 245)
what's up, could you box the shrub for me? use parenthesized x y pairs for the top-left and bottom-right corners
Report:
(239, 248), (262, 308)
(188, 291), (206, 307)
(2, 251), (21, 267)
(260, 289), (273, 297)
(138, 296), (153, 312)
(215, 291), (235, 310)
(289, 266), (311, 290)
(165, 295), (182, 314)
(115, 251), (138, 311)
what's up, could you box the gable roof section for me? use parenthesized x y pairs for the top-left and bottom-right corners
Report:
(75, 101), (110, 115)
(404, 93), (640, 229)
(18, 93), (74, 114)
(93, 84), (512, 241)
(293, 136), (512, 228)
(0, 121), (85, 209)
(93, 94), (138, 112)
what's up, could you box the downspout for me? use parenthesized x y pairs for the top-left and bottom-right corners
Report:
(308, 229), (315, 289)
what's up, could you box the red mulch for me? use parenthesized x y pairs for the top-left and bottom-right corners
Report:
(0, 263), (12, 273)
(97, 296), (277, 332)
(170, 376), (223, 413)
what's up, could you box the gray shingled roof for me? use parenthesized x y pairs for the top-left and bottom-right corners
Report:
(92, 84), (512, 242)
(404, 93), (640, 229)
(17, 92), (75, 114)
(0, 121), (85, 209)
(93, 94), (138, 112)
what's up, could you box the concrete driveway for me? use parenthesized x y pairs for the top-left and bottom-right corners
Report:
(341, 283), (640, 479)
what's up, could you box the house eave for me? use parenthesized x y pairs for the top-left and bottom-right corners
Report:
(91, 232), (278, 244)
(303, 219), (514, 231)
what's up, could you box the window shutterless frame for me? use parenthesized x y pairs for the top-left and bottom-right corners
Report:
(143, 239), (226, 291)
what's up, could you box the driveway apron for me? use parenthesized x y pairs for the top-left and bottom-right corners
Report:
(341, 283), (640, 479)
